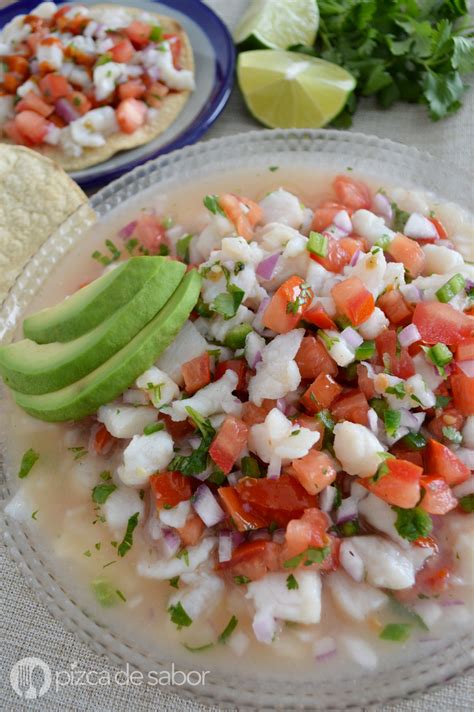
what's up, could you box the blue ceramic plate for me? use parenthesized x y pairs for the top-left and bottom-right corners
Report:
(0, 0), (235, 188)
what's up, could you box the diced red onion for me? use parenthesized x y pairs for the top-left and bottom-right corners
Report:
(399, 409), (425, 430)
(341, 326), (363, 349)
(314, 636), (337, 661)
(349, 249), (362, 267)
(286, 404), (298, 417)
(267, 455), (282, 479)
(402, 284), (423, 303)
(404, 213), (439, 240)
(252, 611), (278, 644)
(333, 210), (352, 234)
(336, 496), (358, 524)
(320, 485), (337, 513)
(465, 279), (474, 292)
(147, 66), (161, 82)
(272, 528), (286, 544)
(251, 350), (262, 369)
(84, 20), (98, 37)
(367, 408), (379, 434)
(440, 599), (465, 607)
(276, 398), (286, 412)
(232, 530), (245, 547)
(315, 648), (337, 662)
(437, 239), (454, 249)
(457, 360), (474, 378)
(453, 477), (474, 497)
(30, 59), (39, 74)
(248, 529), (271, 541)
(256, 252), (280, 280)
(454, 448), (474, 469)
(55, 98), (80, 124)
(218, 530), (233, 563)
(372, 192), (393, 223)
(118, 220), (137, 240)
(192, 484), (225, 527)
(398, 324), (421, 348)
(340, 541), (365, 582)
(162, 528), (180, 558)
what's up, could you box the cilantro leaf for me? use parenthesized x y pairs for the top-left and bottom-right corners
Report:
(379, 623), (411, 642)
(218, 615), (238, 643)
(286, 574), (299, 590)
(169, 409), (216, 476)
(117, 512), (140, 557)
(18, 448), (39, 479)
(211, 283), (245, 320)
(91, 483), (117, 504)
(392, 506), (433, 542)
(169, 601), (192, 628)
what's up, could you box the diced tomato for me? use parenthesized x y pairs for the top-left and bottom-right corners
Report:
(209, 417), (248, 474)
(362, 458), (423, 508)
(150, 471), (192, 509)
(24, 14), (50, 32)
(303, 304), (337, 330)
(333, 175), (371, 211)
(429, 217), (448, 240)
(145, 81), (169, 108)
(14, 111), (49, 145)
(377, 289), (412, 326)
(55, 13), (89, 34)
(292, 450), (336, 495)
(218, 539), (281, 581)
(427, 407), (465, 443)
(389, 443), (424, 467)
(4, 55), (29, 78)
(234, 474), (318, 528)
(375, 328), (415, 378)
(163, 33), (182, 67)
(301, 373), (343, 414)
(69, 91), (91, 115)
(310, 203), (347, 232)
(160, 412), (195, 440)
(424, 439), (470, 486)
(332, 389), (369, 425)
(241, 399), (276, 427)
(218, 487), (268, 531)
(3, 73), (23, 93)
(419, 475), (457, 515)
(47, 111), (66, 128)
(177, 512), (205, 546)
(110, 38), (135, 63)
(263, 275), (313, 333)
(214, 359), (248, 391)
(39, 73), (72, 101)
(456, 337), (474, 362)
(412, 301), (474, 346)
(15, 90), (53, 117)
(26, 32), (44, 54)
(357, 363), (377, 399)
(116, 97), (147, 134)
(386, 234), (425, 278)
(331, 276), (375, 326)
(116, 78), (146, 101)
(181, 353), (211, 394)
(451, 369), (474, 415)
(416, 562), (451, 595)
(310, 236), (365, 274)
(2, 119), (28, 145)
(293, 414), (325, 450)
(125, 20), (152, 47)
(92, 423), (115, 455)
(64, 43), (96, 66)
(218, 193), (263, 241)
(295, 336), (338, 380)
(283, 508), (330, 559)
(133, 213), (165, 253)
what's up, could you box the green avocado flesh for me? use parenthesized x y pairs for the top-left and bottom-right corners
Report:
(13, 270), (202, 422)
(23, 257), (161, 344)
(0, 259), (186, 395)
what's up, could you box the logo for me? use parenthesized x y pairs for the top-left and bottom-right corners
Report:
(10, 657), (52, 700)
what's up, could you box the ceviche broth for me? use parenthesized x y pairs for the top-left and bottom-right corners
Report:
(3, 165), (474, 678)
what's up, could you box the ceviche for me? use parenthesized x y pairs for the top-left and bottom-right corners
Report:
(3, 170), (474, 672)
(0, 2), (194, 169)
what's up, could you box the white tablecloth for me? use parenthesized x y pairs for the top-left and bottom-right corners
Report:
(1, 1), (473, 710)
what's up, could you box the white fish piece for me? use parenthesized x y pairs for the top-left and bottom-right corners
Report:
(4, 488), (32, 523)
(259, 189), (304, 229)
(462, 416), (474, 448)
(422, 244), (464, 275)
(351, 210), (395, 245)
(327, 570), (388, 621)
(137, 537), (216, 579)
(248, 329), (304, 406)
(358, 494), (407, 547)
(159, 500), (191, 529)
(97, 404), (156, 438)
(102, 488), (144, 537)
(168, 571), (224, 621)
(358, 307), (389, 340)
(339, 635), (378, 669)
(246, 570), (322, 624)
(135, 366), (179, 409)
(118, 430), (174, 486)
(345, 536), (417, 589)
(334, 422), (385, 477)
(142, 43), (195, 91)
(249, 407), (319, 464)
(169, 369), (241, 421)
(347, 248), (386, 297)
(70, 107), (118, 148)
(156, 320), (209, 385)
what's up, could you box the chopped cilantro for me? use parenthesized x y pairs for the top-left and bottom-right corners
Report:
(386, 382), (406, 399)
(218, 615), (238, 643)
(391, 203), (410, 232)
(401, 432), (427, 450)
(380, 623), (411, 642)
(176, 548), (189, 567)
(286, 282), (312, 315)
(117, 512), (140, 557)
(384, 409), (401, 437)
(317, 409), (335, 432)
(169, 601), (192, 628)
(224, 323), (253, 349)
(91, 577), (118, 607)
(318, 330), (338, 350)
(286, 574), (299, 590)
(283, 545), (330, 569)
(31, 510), (39, 520)
(169, 410), (215, 477)
(268, 165), (279, 172)
(241, 455), (261, 478)
(392, 506), (433, 542)
(442, 425), (462, 444)
(459, 494), (474, 513)
(435, 394), (451, 409)
(149, 25), (163, 42)
(355, 340), (375, 361)
(91, 483), (117, 505)
(169, 576), (180, 589)
(143, 422), (164, 435)
(234, 575), (251, 585)
(67, 446), (87, 460)
(18, 448), (39, 479)
(203, 194), (225, 216)
(211, 283), (245, 319)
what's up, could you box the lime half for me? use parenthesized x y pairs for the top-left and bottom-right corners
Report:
(237, 50), (356, 129)
(234, 0), (320, 50)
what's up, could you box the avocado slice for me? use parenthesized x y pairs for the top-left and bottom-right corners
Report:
(23, 257), (160, 344)
(13, 270), (202, 422)
(0, 258), (186, 394)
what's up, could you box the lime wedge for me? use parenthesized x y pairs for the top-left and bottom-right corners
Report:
(234, 0), (319, 50)
(237, 50), (356, 129)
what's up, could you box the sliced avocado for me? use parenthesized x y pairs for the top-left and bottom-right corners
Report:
(13, 270), (202, 422)
(23, 257), (160, 343)
(0, 259), (186, 394)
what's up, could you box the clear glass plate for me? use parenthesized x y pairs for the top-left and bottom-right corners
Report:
(1, 129), (473, 710)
